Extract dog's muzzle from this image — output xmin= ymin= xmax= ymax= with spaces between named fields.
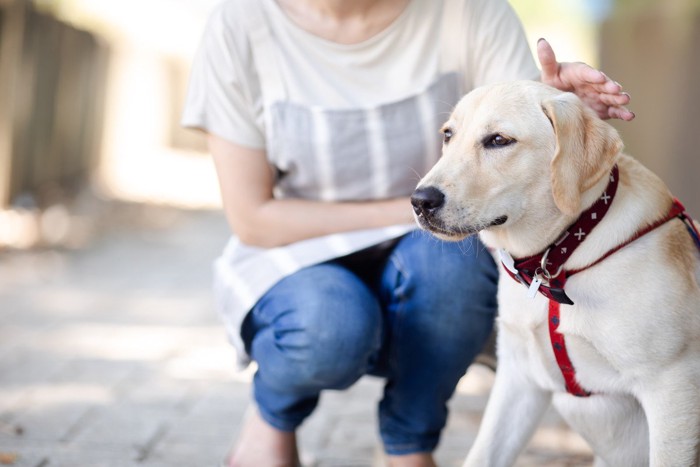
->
xmin=410 ymin=186 xmax=445 ymax=220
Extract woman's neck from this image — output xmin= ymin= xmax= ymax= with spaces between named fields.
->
xmin=275 ymin=0 xmax=410 ymax=44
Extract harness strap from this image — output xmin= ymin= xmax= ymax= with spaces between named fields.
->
xmin=554 ymin=199 xmax=698 ymax=397
xmin=567 ymin=199 xmax=688 ymax=276
xmin=676 ymin=200 xmax=700 ymax=250
xmin=548 ymin=284 xmax=591 ymax=397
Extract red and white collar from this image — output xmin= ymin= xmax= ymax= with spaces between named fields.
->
xmin=500 ymin=165 xmax=621 ymax=305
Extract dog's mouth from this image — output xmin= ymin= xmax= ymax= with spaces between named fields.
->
xmin=417 ymin=214 xmax=508 ymax=239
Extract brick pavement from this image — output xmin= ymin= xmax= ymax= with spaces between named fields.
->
xmin=0 ymin=205 xmax=593 ymax=466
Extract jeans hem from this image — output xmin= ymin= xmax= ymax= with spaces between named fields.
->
xmin=256 ymin=406 xmax=300 ymax=433
xmin=383 ymin=439 xmax=439 ymax=456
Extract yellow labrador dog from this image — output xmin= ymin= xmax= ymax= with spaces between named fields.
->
xmin=411 ymin=80 xmax=700 ymax=467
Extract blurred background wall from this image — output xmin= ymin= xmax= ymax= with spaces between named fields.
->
xmin=0 ymin=0 xmax=698 ymax=250
xmin=600 ymin=0 xmax=700 ymax=215
xmin=0 ymin=0 xmax=107 ymax=212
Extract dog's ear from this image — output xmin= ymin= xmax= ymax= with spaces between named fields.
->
xmin=542 ymin=92 xmax=622 ymax=215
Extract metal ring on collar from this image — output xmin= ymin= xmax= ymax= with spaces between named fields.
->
xmin=540 ymin=247 xmax=564 ymax=280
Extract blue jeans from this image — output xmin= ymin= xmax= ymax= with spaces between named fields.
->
xmin=241 ymin=232 xmax=498 ymax=455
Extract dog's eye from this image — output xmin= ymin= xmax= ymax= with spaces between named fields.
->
xmin=483 ymin=134 xmax=515 ymax=149
xmin=442 ymin=128 xmax=453 ymax=145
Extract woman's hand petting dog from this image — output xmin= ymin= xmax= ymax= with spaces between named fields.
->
xmin=537 ymin=38 xmax=635 ymax=122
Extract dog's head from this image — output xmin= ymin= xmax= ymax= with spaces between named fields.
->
xmin=411 ymin=80 xmax=622 ymax=251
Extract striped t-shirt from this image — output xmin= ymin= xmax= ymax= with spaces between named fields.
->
xmin=182 ymin=0 xmax=539 ymax=366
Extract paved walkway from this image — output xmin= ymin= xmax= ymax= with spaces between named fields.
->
xmin=0 ymin=205 xmax=593 ymax=466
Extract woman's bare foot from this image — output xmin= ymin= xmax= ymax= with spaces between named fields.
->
xmin=227 ymin=408 xmax=300 ymax=467
xmin=387 ymin=452 xmax=437 ymax=467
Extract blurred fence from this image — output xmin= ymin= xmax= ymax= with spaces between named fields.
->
xmin=0 ymin=0 xmax=108 ymax=209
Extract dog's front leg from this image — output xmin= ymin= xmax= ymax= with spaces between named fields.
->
xmin=638 ymin=374 xmax=700 ymax=466
xmin=463 ymin=358 xmax=552 ymax=467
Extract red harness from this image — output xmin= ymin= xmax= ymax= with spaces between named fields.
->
xmin=500 ymin=165 xmax=700 ymax=397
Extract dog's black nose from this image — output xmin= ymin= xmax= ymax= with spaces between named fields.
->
xmin=411 ymin=186 xmax=445 ymax=216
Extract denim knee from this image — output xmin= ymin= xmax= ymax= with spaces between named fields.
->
xmin=384 ymin=233 xmax=498 ymax=349
xmin=247 ymin=263 xmax=383 ymax=394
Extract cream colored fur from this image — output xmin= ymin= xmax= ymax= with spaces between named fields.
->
xmin=414 ymin=81 xmax=700 ymax=467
